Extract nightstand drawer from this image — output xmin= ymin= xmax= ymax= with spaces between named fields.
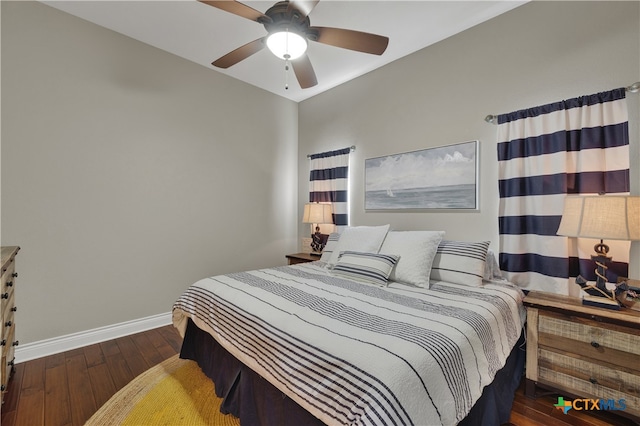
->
xmin=539 ymin=349 xmax=640 ymax=418
xmin=538 ymin=312 xmax=640 ymax=369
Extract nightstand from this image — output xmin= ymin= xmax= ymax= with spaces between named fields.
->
xmin=523 ymin=291 xmax=640 ymax=422
xmin=286 ymin=252 xmax=320 ymax=265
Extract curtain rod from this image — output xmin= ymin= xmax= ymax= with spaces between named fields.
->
xmin=307 ymin=145 xmax=356 ymax=159
xmin=484 ymin=81 xmax=640 ymax=125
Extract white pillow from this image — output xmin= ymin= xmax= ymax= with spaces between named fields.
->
xmin=326 ymin=225 xmax=390 ymax=267
xmin=430 ymin=240 xmax=490 ymax=286
xmin=319 ymin=232 xmax=341 ymax=263
xmin=379 ymin=231 xmax=444 ymax=288
xmin=332 ymin=251 xmax=400 ymax=287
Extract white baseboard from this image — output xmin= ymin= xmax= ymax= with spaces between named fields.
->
xmin=15 ymin=312 xmax=173 ymax=363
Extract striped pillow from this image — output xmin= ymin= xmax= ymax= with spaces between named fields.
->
xmin=332 ymin=251 xmax=400 ymax=287
xmin=430 ymin=240 xmax=490 ymax=286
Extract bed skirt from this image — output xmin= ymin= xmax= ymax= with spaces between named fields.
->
xmin=180 ymin=318 xmax=525 ymax=426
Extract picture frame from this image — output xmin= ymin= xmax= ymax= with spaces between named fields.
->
xmin=365 ymin=140 xmax=479 ymax=210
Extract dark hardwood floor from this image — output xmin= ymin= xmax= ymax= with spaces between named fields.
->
xmin=1 ymin=325 xmax=634 ymax=426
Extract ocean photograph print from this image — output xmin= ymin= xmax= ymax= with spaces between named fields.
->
xmin=365 ymin=140 xmax=478 ymax=210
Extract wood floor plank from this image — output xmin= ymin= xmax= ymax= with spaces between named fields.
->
xmin=44 ymin=352 xmax=66 ymax=370
xmin=15 ymin=357 xmax=46 ymax=425
xmin=44 ymin=361 xmax=72 ymax=426
xmin=157 ymin=324 xmax=183 ymax=352
xmin=130 ymin=331 xmax=164 ymax=366
xmin=87 ymin=362 xmax=117 ymax=408
xmin=83 ymin=343 xmax=105 ymax=368
xmin=65 ymin=352 xmax=97 ymax=425
xmin=103 ymin=353 xmax=135 ymax=391
xmin=14 ymin=386 xmax=45 ymax=426
xmin=21 ymin=357 xmax=45 ymax=391
xmin=1 ymin=362 xmax=24 ymax=424
xmin=146 ymin=327 xmax=178 ymax=359
xmin=115 ymin=335 xmax=150 ymax=378
xmin=99 ymin=338 xmax=121 ymax=358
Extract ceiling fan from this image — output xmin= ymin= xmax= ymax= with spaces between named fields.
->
xmin=199 ymin=0 xmax=389 ymax=89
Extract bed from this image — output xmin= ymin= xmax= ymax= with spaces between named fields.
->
xmin=172 ymin=228 xmax=526 ymax=426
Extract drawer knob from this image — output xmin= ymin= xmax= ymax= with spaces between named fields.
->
xmin=1 ymin=385 xmax=5 ymax=392
xmin=12 ymin=340 xmax=18 ymax=347
xmin=8 ymin=359 xmax=14 ymax=367
xmin=1 ymin=293 xmax=8 ymax=299
xmin=5 ymin=281 xmax=12 ymax=287
xmin=0 ymin=339 xmax=5 ymax=346
xmin=11 ymin=306 xmax=17 ymax=312
xmin=5 ymin=321 xmax=12 ymax=327
xmin=11 ymin=272 xmax=18 ymax=278
xmin=590 ymin=341 xmax=600 ymax=348
xmin=589 ymin=377 xmax=598 ymax=384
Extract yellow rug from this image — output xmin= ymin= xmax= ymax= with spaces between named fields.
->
xmin=86 ymin=355 xmax=240 ymax=426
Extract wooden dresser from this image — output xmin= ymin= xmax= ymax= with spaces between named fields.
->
xmin=523 ymin=291 xmax=640 ymax=422
xmin=0 ymin=246 xmax=19 ymax=405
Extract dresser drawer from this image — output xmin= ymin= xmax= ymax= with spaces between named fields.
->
xmin=0 ymin=325 xmax=16 ymax=393
xmin=538 ymin=311 xmax=640 ymax=370
xmin=2 ymin=291 xmax=15 ymax=341
xmin=0 ymin=261 xmax=15 ymax=313
xmin=2 ymin=304 xmax=16 ymax=345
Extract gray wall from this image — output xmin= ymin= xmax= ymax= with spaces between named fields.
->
xmin=1 ymin=2 xmax=299 ymax=344
xmin=299 ymin=1 xmax=640 ymax=276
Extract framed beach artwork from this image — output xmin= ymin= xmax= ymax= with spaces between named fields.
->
xmin=365 ymin=140 xmax=479 ymax=210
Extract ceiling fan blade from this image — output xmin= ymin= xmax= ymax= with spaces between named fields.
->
xmin=292 ymin=54 xmax=318 ymax=89
xmin=287 ymin=0 xmax=320 ymax=18
xmin=199 ymin=1 xmax=267 ymax=23
xmin=212 ymin=38 xmax=266 ymax=68
xmin=311 ymin=27 xmax=389 ymax=55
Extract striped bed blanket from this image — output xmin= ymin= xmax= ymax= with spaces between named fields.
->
xmin=172 ymin=262 xmax=526 ymax=426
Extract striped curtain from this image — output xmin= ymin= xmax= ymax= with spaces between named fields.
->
xmin=497 ymin=88 xmax=630 ymax=296
xmin=309 ymin=147 xmax=351 ymax=231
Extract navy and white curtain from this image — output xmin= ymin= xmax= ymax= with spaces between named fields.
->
xmin=309 ymin=147 xmax=351 ymax=232
xmin=497 ymin=88 xmax=630 ymax=296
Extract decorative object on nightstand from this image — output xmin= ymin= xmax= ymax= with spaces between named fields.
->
xmin=616 ymin=277 xmax=640 ymax=311
xmin=0 ymin=246 xmax=20 ymax=406
xmin=302 ymin=202 xmax=334 ymax=255
xmin=557 ymin=194 xmax=640 ymax=309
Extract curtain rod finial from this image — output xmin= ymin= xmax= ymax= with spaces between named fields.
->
xmin=485 ymin=115 xmax=497 ymax=124
xmin=626 ymin=82 xmax=640 ymax=93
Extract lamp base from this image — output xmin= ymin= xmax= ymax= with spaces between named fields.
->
xmin=310 ymin=231 xmax=328 ymax=253
xmin=582 ymin=295 xmax=621 ymax=310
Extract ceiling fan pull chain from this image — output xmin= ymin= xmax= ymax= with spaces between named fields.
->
xmin=284 ymin=28 xmax=291 ymax=90
xmin=284 ymin=57 xmax=291 ymax=90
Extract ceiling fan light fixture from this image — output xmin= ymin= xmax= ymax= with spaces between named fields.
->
xmin=266 ymin=30 xmax=307 ymax=60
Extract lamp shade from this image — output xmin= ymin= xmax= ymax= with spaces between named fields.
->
xmin=302 ymin=203 xmax=334 ymax=224
xmin=557 ymin=195 xmax=640 ymax=241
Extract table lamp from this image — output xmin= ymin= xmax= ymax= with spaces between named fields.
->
xmin=302 ymin=203 xmax=334 ymax=255
xmin=557 ymin=194 xmax=640 ymax=309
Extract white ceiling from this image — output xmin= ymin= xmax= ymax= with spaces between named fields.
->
xmin=42 ymin=1 xmax=526 ymax=102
